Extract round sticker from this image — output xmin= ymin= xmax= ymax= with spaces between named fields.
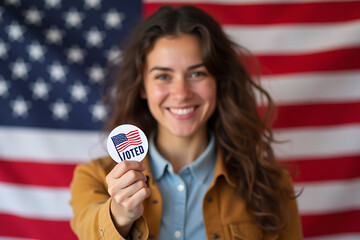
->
xmin=107 ymin=124 xmax=148 ymax=162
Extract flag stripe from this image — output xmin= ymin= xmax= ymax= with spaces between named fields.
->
xmin=2 ymin=125 xmax=359 ymax=164
xmin=2 ymin=178 xmax=360 ymax=221
xmin=306 ymin=234 xmax=360 ymax=240
xmin=273 ymin=124 xmax=360 ymax=159
xmin=295 ymin=178 xmax=360 ymax=214
xmin=0 ymin=126 xmax=107 ymax=163
xmin=301 ymin=210 xmax=360 ymax=237
xmin=254 ymin=48 xmax=360 ymax=75
xmin=273 ymin=101 xmax=360 ymax=129
xmin=4 ymin=154 xmax=360 ymax=188
xmin=284 ymin=155 xmax=360 ymax=182
xmin=0 ymin=214 xmax=76 ymax=240
xmin=145 ymin=2 xmax=360 ymax=24
xmin=258 ymin=70 xmax=360 ymax=104
xmin=225 ymin=20 xmax=360 ymax=54
xmin=144 ymin=0 xmax=360 ymax=4
xmin=0 ymin=159 xmax=75 ymax=187
xmin=0 ymin=182 xmax=72 ymax=220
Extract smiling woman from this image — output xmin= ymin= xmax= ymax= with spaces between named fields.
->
xmin=142 ymin=34 xmax=217 ymax=145
xmin=69 ymin=5 xmax=303 ymax=240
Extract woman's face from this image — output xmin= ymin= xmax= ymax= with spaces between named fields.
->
xmin=142 ymin=34 xmax=217 ymax=139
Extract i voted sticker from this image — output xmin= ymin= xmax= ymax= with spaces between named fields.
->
xmin=107 ymin=124 xmax=148 ymax=162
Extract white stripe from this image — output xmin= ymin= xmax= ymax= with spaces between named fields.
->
xmin=0 ymin=126 xmax=107 ymax=163
xmin=225 ymin=19 xmax=360 ymax=54
xmin=0 ymin=182 xmax=72 ymax=220
xmin=295 ymin=178 xmax=360 ymax=214
xmin=305 ymin=234 xmax=360 ymax=240
xmin=257 ymin=71 xmax=360 ymax=105
xmin=1 ymin=124 xmax=359 ymax=163
xmin=273 ymin=124 xmax=360 ymax=160
xmin=144 ymin=0 xmax=359 ymax=4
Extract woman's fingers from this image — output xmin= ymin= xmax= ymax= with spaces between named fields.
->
xmin=108 ymin=160 xmax=146 ymax=180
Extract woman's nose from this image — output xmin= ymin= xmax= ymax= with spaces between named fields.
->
xmin=171 ymin=78 xmax=192 ymax=100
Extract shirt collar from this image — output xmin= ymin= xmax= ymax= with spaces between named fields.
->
xmin=148 ymin=133 xmax=216 ymax=184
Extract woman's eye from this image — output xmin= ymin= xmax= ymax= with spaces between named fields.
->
xmin=189 ymin=71 xmax=206 ymax=80
xmin=155 ymin=74 xmax=170 ymax=80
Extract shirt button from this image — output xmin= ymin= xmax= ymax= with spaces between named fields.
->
xmin=177 ymin=184 xmax=184 ymax=191
xmin=213 ymin=233 xmax=219 ymax=238
xmin=174 ymin=231 xmax=181 ymax=238
xmin=207 ymin=197 xmax=212 ymax=202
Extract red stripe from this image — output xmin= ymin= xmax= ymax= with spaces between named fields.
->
xmin=271 ymin=102 xmax=360 ymax=129
xmin=301 ymin=210 xmax=360 ymax=237
xmin=144 ymin=2 xmax=360 ymax=24
xmin=0 ymin=213 xmax=77 ymax=239
xmin=281 ymin=155 xmax=360 ymax=183
xmin=0 ymin=158 xmax=76 ymax=187
xmin=249 ymin=47 xmax=360 ymax=75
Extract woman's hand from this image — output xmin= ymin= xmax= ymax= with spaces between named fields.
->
xmin=106 ymin=161 xmax=151 ymax=237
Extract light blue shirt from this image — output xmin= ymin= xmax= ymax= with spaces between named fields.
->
xmin=148 ymin=134 xmax=216 ymax=240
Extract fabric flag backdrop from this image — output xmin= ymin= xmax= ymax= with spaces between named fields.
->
xmin=0 ymin=0 xmax=359 ymax=239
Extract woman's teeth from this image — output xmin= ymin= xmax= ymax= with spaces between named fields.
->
xmin=170 ymin=107 xmax=194 ymax=115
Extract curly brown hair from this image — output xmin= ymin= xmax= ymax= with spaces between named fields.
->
xmin=105 ymin=5 xmax=293 ymax=235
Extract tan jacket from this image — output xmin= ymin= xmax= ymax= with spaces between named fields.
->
xmin=70 ymin=152 xmax=303 ymax=240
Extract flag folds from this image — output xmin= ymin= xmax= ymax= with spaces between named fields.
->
xmin=1 ymin=0 xmax=359 ymax=239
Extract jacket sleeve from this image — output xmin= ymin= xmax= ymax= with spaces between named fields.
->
xmin=278 ymin=171 xmax=304 ymax=240
xmin=69 ymin=159 xmax=149 ymax=240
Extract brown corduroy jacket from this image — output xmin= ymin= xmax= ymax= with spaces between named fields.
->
xmin=70 ymin=152 xmax=303 ymax=240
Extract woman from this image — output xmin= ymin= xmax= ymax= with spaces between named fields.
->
xmin=70 ymin=5 xmax=303 ymax=240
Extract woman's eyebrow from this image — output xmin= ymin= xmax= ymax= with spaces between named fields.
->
xmin=149 ymin=63 xmax=205 ymax=73
xmin=187 ymin=63 xmax=204 ymax=70
xmin=149 ymin=66 xmax=174 ymax=73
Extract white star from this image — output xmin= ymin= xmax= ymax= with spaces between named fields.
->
xmin=69 ymin=81 xmax=90 ymax=103
xmin=86 ymin=64 xmax=104 ymax=83
xmin=84 ymin=0 xmax=101 ymax=9
xmin=9 ymin=96 xmax=32 ymax=118
xmin=65 ymin=45 xmax=86 ymax=64
xmin=9 ymin=59 xmax=31 ymax=80
xmin=63 ymin=8 xmax=85 ymax=28
xmin=45 ymin=26 xmax=65 ymax=45
xmin=45 ymin=0 xmax=61 ymax=9
xmin=30 ymin=78 xmax=51 ymax=100
xmin=50 ymin=99 xmax=71 ymax=121
xmin=4 ymin=0 xmax=21 ymax=6
xmin=103 ymin=9 xmax=125 ymax=29
xmin=6 ymin=21 xmax=25 ymax=41
xmin=27 ymin=41 xmax=47 ymax=61
xmin=84 ymin=27 xmax=104 ymax=48
xmin=0 ymin=40 xmax=10 ymax=59
xmin=48 ymin=61 xmax=68 ymax=82
xmin=23 ymin=7 xmax=44 ymax=26
xmin=89 ymin=101 xmax=107 ymax=122
xmin=105 ymin=46 xmax=122 ymax=64
xmin=0 ymin=77 xmax=10 ymax=98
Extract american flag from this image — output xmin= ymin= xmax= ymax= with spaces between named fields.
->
xmin=0 ymin=0 xmax=359 ymax=239
xmin=111 ymin=129 xmax=143 ymax=153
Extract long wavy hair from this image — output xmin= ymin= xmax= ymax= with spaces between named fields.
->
xmin=106 ymin=5 xmax=293 ymax=235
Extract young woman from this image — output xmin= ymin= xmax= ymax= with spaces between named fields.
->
xmin=70 ymin=5 xmax=303 ymax=240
